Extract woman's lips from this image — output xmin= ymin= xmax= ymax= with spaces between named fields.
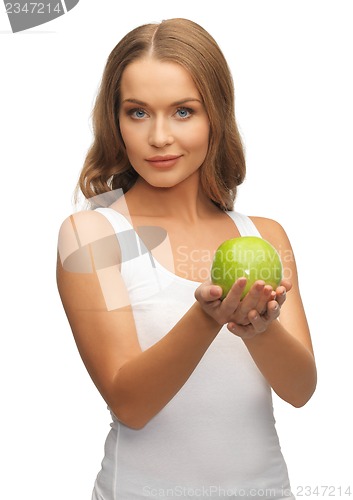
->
xmin=146 ymin=155 xmax=182 ymax=168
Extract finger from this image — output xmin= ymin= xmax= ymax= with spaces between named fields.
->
xmin=274 ymin=285 xmax=287 ymax=307
xmin=220 ymin=277 xmax=247 ymax=313
xmin=280 ymin=279 xmax=292 ymax=292
xmin=227 ymin=322 xmax=258 ymax=339
xmin=232 ymin=281 xmax=266 ymax=323
xmin=247 ymin=311 xmax=271 ymax=333
xmin=195 ymin=283 xmax=223 ymax=303
xmin=245 ymin=301 xmax=279 ymax=332
xmin=259 ymin=300 xmax=281 ymax=322
xmin=240 ymin=280 xmax=266 ymax=309
xmin=255 ymin=285 xmax=274 ymax=315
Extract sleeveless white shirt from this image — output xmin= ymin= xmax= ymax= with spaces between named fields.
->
xmin=91 ymin=208 xmax=295 ymax=500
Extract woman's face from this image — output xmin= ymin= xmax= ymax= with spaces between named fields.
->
xmin=118 ymin=57 xmax=210 ymax=189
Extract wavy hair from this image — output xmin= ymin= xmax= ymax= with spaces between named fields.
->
xmin=77 ymin=18 xmax=246 ymax=210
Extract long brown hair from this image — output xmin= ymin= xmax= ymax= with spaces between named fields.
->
xmin=77 ymin=18 xmax=246 ymax=210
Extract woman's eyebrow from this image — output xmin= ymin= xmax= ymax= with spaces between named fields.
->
xmin=172 ymin=98 xmax=202 ymax=106
xmin=121 ymin=98 xmax=146 ymax=106
xmin=121 ymin=97 xmax=202 ymax=106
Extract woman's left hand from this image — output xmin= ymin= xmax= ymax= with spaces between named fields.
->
xmin=227 ymin=279 xmax=292 ymax=339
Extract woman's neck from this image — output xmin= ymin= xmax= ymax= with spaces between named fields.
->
xmin=121 ymin=172 xmax=220 ymax=224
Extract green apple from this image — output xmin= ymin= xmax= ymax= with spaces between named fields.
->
xmin=210 ymin=236 xmax=282 ymax=299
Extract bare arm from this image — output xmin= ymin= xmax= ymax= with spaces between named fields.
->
xmin=225 ymin=217 xmax=317 ymax=407
xmin=57 ymin=211 xmax=220 ymax=430
xmin=241 ymin=319 xmax=316 ymax=407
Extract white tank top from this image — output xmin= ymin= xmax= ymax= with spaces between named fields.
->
xmin=91 ymin=208 xmax=294 ymax=500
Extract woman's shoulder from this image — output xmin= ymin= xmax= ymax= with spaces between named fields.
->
xmin=58 ymin=208 xmax=117 ymax=240
xmin=57 ymin=209 xmax=121 ymax=273
xmin=248 ymin=215 xmax=285 ymax=233
xmin=248 ymin=215 xmax=292 ymax=250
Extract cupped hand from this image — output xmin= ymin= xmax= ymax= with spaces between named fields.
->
xmin=194 ymin=277 xmax=247 ymax=326
xmin=227 ymin=279 xmax=292 ymax=338
xmin=195 ymin=278 xmax=292 ymax=339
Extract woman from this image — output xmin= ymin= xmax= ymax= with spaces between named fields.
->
xmin=57 ymin=18 xmax=316 ymax=499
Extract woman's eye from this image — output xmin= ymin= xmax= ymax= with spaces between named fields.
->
xmin=176 ymin=107 xmax=193 ymax=119
xmin=128 ymin=108 xmax=147 ymax=119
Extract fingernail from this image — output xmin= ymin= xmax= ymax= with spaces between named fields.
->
xmin=237 ymin=277 xmax=247 ymax=287
xmin=210 ymin=286 xmax=222 ymax=297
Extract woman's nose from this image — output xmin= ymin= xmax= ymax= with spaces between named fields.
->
xmin=148 ymin=117 xmax=174 ymax=147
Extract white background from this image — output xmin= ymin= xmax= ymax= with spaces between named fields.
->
xmin=1 ymin=1 xmax=352 ymax=498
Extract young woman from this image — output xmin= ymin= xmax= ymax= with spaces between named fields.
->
xmin=57 ymin=18 xmax=316 ymax=500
